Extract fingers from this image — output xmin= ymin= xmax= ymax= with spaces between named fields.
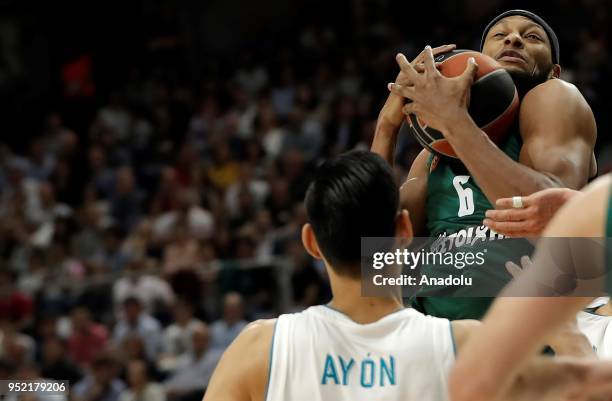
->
xmin=485 ymin=207 xmax=533 ymax=222
xmin=431 ymin=44 xmax=456 ymax=56
xmin=423 ymin=45 xmax=439 ymax=76
xmin=520 ymin=255 xmax=533 ymax=269
xmin=412 ymin=44 xmax=455 ymax=65
xmin=396 ymin=53 xmax=419 ymax=81
xmin=388 ymin=82 xmax=416 ymax=100
xmin=460 ymin=57 xmax=479 ymax=84
xmin=496 ymin=195 xmax=533 ymax=209
xmin=414 ymin=62 xmax=442 ymax=73
xmin=505 ymin=261 xmax=523 ymax=278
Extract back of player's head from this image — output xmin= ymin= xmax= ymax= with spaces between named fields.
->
xmin=305 ymin=150 xmax=399 ymax=276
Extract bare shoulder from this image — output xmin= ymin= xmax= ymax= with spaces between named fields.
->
xmin=519 ymin=78 xmax=596 ymax=144
xmin=523 ymin=79 xmax=584 ymax=104
xmin=203 ymin=319 xmax=277 ymax=401
xmin=545 ymin=174 xmax=611 ymax=237
xmin=233 ymin=318 xmax=277 ymax=365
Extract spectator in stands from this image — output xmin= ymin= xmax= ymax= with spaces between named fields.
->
xmin=67 ymin=307 xmax=109 ymax=368
xmin=109 ymin=167 xmax=143 ymax=233
xmin=0 ymin=270 xmax=34 ymax=329
xmin=0 ymin=321 xmax=35 ymax=366
xmin=113 ymin=297 xmax=162 ymax=362
xmin=119 ymin=359 xmax=166 ymax=401
xmin=113 ymin=258 xmax=174 ymax=315
xmin=163 ymin=323 xmax=222 ymax=401
xmin=40 ymin=336 xmax=83 ymax=384
xmin=161 ymin=299 xmax=203 ymax=362
xmin=210 ymin=292 xmax=247 ymax=350
xmin=73 ymin=353 xmax=125 ymax=401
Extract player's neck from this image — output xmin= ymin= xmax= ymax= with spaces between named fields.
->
xmin=328 ymin=277 xmax=404 ymax=324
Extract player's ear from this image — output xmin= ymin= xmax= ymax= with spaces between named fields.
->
xmin=395 ymin=209 xmax=413 ymax=239
xmin=551 ymin=64 xmax=561 ymax=79
xmin=302 ymin=223 xmax=323 ymax=260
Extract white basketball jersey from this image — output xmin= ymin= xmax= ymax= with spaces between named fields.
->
xmin=266 ymin=305 xmax=455 ymax=401
xmin=577 ymin=311 xmax=612 ymax=358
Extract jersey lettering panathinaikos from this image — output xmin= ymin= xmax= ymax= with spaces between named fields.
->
xmin=411 ymin=128 xmax=534 ymax=320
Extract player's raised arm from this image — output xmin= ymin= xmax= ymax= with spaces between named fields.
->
xmin=203 ymin=319 xmax=275 ymax=401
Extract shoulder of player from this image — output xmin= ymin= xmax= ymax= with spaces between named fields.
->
xmin=220 ymin=319 xmax=276 ymax=377
xmin=233 ymin=318 xmax=277 ymax=356
xmin=522 ymin=79 xmax=590 ymax=114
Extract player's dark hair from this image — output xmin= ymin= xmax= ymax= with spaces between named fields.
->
xmin=305 ymin=150 xmax=399 ymax=277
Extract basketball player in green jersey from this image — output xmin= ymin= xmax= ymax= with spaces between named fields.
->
xmin=372 ymin=10 xmax=597 ymax=319
xmin=450 ymin=174 xmax=612 ymax=401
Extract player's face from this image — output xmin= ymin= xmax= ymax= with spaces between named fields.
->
xmin=482 ymin=16 xmax=554 ymax=78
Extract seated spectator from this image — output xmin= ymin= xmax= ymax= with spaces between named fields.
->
xmin=113 ymin=258 xmax=174 ymax=315
xmin=67 ymin=307 xmax=109 ymax=368
xmin=0 ymin=321 xmax=35 ymax=366
xmin=163 ymin=323 xmax=222 ymax=401
xmin=159 ymin=299 xmax=203 ymax=370
xmin=206 ymin=141 xmax=239 ymax=192
xmin=209 ymin=292 xmax=247 ymax=350
xmin=113 ymin=297 xmax=162 ymax=362
xmin=152 ymin=189 xmax=214 ymax=243
xmin=118 ymin=334 xmax=162 ymax=382
xmin=161 ymin=218 xmax=202 ymax=276
xmin=40 ymin=336 xmax=83 ymax=384
xmin=109 ymin=167 xmax=143 ymax=233
xmin=119 ymin=359 xmax=166 ymax=401
xmin=0 ymin=270 xmax=34 ymax=329
xmin=73 ymin=353 xmax=125 ymax=401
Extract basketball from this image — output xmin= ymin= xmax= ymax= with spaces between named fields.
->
xmin=407 ymin=50 xmax=519 ymax=158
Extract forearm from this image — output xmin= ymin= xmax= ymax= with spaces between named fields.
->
xmin=446 ymin=115 xmax=562 ymax=203
xmin=371 ymin=93 xmax=406 ymax=165
xmin=450 ymin=297 xmax=590 ymax=401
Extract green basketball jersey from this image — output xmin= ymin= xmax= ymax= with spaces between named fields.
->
xmin=411 ymin=129 xmax=534 ymax=320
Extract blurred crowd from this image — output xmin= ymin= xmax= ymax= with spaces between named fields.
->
xmin=1 ymin=0 xmax=612 ymax=400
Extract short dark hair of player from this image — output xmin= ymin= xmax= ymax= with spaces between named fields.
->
xmin=305 ymin=150 xmax=399 ymax=276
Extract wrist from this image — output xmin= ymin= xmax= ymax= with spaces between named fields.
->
xmin=440 ymin=109 xmax=476 ymax=139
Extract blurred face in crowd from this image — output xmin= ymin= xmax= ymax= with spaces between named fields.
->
xmin=116 ymin=167 xmax=135 ymax=194
xmin=124 ymin=299 xmax=143 ymax=324
xmin=122 ymin=335 xmax=146 ymax=359
xmin=482 ymin=16 xmax=560 ymax=83
xmin=191 ymin=324 xmax=210 ymax=355
xmin=71 ymin=307 xmax=92 ymax=332
xmin=223 ymin=292 xmax=244 ymax=324
xmin=173 ymin=300 xmax=194 ymax=325
xmin=42 ymin=337 xmax=64 ymax=364
xmin=126 ymin=360 xmax=148 ymax=388
xmin=92 ymin=359 xmax=116 ymax=385
xmin=39 ymin=182 xmax=55 ymax=208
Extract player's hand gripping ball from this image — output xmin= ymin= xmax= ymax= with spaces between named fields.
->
xmin=403 ymin=49 xmax=519 ymax=158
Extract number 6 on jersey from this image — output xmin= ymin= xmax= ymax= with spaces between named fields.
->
xmin=452 ymin=176 xmax=475 ymax=217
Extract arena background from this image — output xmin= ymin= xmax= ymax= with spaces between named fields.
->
xmin=0 ymin=0 xmax=610 ymax=400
